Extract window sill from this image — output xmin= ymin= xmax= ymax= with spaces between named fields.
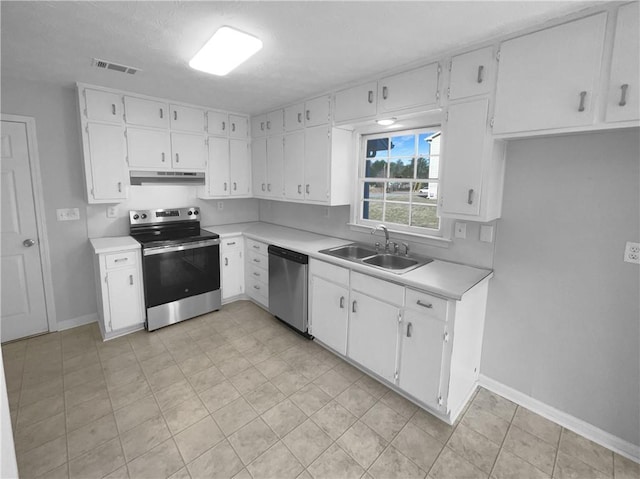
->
xmin=347 ymin=223 xmax=452 ymax=248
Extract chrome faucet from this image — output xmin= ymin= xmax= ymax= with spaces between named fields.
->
xmin=371 ymin=224 xmax=390 ymax=252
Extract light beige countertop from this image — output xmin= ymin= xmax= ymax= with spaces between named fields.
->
xmin=204 ymin=222 xmax=492 ymax=300
xmin=89 ymin=236 xmax=141 ymax=254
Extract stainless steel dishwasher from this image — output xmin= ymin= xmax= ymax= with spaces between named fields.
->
xmin=268 ymin=245 xmax=310 ymax=337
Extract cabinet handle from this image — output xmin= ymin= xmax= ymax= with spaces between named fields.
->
xmin=467 ymin=188 xmax=474 ymax=205
xmin=232 ymin=123 xmax=236 ymax=132
xmin=416 ymin=300 xmax=433 ymax=309
xmin=306 ymin=184 xmax=310 ymax=194
xmin=619 ymin=84 xmax=629 ymax=107
xmin=254 ymin=285 xmax=260 ymax=290
xmin=297 ymin=112 xmax=302 ymax=123
xmin=266 ymin=120 xmax=271 ymax=130
xmin=161 ymin=152 xmax=165 ymax=162
xmin=253 ymin=245 xmax=260 ymax=249
xmin=477 ymin=65 xmax=485 ymax=84
xmin=260 ymin=121 xmax=265 ymax=131
xmin=224 ymin=257 xmax=228 ymax=266
xmin=174 ymin=110 xmax=178 ymax=121
xmin=367 ymin=90 xmax=374 ymax=104
xmin=306 ymin=110 xmax=311 ymax=121
xmin=222 ymin=121 xmax=226 ymax=131
xmin=175 ymin=153 xmax=180 ymax=163
xmin=352 ymin=300 xmax=357 ymax=313
xmin=117 ymin=182 xmax=122 ymax=193
xmin=578 ymin=91 xmax=587 ymax=112
xmin=253 ymin=272 xmax=260 ymax=277
xmin=339 ymin=296 xmax=345 ymax=309
xmin=111 ymin=104 xmax=116 ymax=115
xmin=114 ymin=257 xmax=128 ymax=263
xmin=253 ymin=258 xmax=261 ymax=263
xmin=267 ymin=183 xmax=271 ymax=192
xmin=159 ymin=108 xmax=164 ymax=119
xmin=233 ymin=182 xmax=237 ymax=191
xmin=261 ymin=183 xmax=266 ymax=192
xmin=129 ymin=274 xmax=133 ymax=285
xmin=406 ymin=322 xmax=413 ymax=337
xmin=224 ymin=182 xmax=227 ymax=191
xmin=298 ymin=184 xmax=302 ymax=195
xmin=227 ymin=241 xmax=236 ymax=246
xmin=382 ymin=86 xmax=388 ymax=100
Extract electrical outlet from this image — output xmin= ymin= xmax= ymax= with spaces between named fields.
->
xmin=479 ymin=225 xmax=494 ymax=243
xmin=106 ymin=206 xmax=118 ymax=218
xmin=624 ymin=241 xmax=640 ymax=264
xmin=56 ymin=208 xmax=80 ymax=221
xmin=323 ymin=207 xmax=330 ymax=218
xmin=454 ymin=222 xmax=467 ymax=239
xmin=217 ymin=201 xmax=224 ymax=211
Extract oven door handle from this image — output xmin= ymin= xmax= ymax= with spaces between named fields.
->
xmin=143 ymin=239 xmax=220 ymax=256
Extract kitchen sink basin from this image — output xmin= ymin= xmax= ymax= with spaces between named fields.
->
xmin=362 ymin=254 xmax=419 ymax=270
xmin=322 ymin=244 xmax=377 ymax=260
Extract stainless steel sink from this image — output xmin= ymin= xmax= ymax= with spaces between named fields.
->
xmin=319 ymin=243 xmax=432 ymax=274
xmin=362 ymin=254 xmax=419 ymax=270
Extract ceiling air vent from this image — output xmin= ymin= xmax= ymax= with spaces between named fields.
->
xmin=92 ymin=58 xmax=141 ymax=75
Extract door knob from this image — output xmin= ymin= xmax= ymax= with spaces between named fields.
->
xmin=23 ymin=239 xmax=36 ymax=247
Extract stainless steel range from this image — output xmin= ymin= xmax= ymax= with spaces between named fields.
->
xmin=129 ymin=207 xmax=221 ymax=331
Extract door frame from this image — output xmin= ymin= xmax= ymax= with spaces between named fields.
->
xmin=2 ymin=113 xmax=57 ymax=333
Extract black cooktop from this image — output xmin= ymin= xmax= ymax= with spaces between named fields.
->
xmin=130 ymin=222 xmax=219 ymax=248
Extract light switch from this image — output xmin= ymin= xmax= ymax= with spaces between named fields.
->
xmin=454 ymin=222 xmax=467 ymax=239
xmin=56 ymin=208 xmax=80 ymax=221
xmin=480 ymin=225 xmax=494 ymax=243
xmin=106 ymin=206 xmax=118 ymax=218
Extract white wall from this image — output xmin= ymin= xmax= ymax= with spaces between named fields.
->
xmin=482 ymin=129 xmax=640 ymax=447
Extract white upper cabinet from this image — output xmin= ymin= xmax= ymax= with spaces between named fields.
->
xmin=229 ymin=115 xmax=249 ymax=139
xmin=284 ymin=103 xmax=305 ymax=132
xmin=124 ymin=96 xmax=169 ymax=129
xmin=251 ymin=138 xmax=267 ymax=196
xmin=304 ymin=126 xmax=331 ymax=203
xmin=605 ymin=2 xmax=639 ymax=123
xmin=266 ymin=136 xmax=284 ymax=198
xmin=86 ymin=123 xmax=128 ymax=202
xmin=170 ymin=104 xmax=205 ymax=132
xmin=284 ymin=130 xmax=305 ymax=200
xmin=378 ymin=63 xmax=440 ymax=113
xmin=334 ymin=81 xmax=378 ymax=123
xmin=229 ymin=139 xmax=251 ymax=196
xmin=266 ymin=110 xmax=284 ymax=136
xmin=170 ymin=133 xmax=205 ymax=170
xmin=207 ymin=137 xmax=230 ymax=196
xmin=126 ymin=128 xmax=171 ymax=169
xmin=304 ymin=96 xmax=331 ymax=127
xmin=449 ymin=47 xmax=495 ymax=100
xmin=84 ymin=89 xmax=123 ymax=123
xmin=493 ymin=13 xmax=607 ymax=134
xmin=207 ymin=111 xmax=228 ymax=136
xmin=251 ymin=114 xmax=267 ymax=138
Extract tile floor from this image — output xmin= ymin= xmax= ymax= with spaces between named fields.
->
xmin=3 ymin=301 xmax=638 ymax=479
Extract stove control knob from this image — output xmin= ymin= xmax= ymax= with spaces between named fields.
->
xmin=141 ymin=213 xmax=147 ymax=219
xmin=193 ymin=210 xmax=199 ymax=215
xmin=187 ymin=211 xmax=193 ymax=216
xmin=133 ymin=214 xmax=139 ymax=220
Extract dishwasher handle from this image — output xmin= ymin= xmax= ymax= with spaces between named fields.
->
xmin=267 ymin=245 xmax=308 ymax=264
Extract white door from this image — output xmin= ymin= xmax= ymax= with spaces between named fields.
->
xmin=310 ymin=276 xmax=349 ymax=355
xmin=1 ymin=120 xmax=48 ymax=342
xmin=126 ymin=127 xmax=171 ymax=169
xmin=266 ymin=135 xmax=284 ymax=198
xmin=171 ymin=132 xmax=206 ymax=170
xmin=221 ymin=238 xmax=244 ymax=300
xmin=207 ymin=137 xmax=230 ymax=196
xmin=284 ymin=131 xmax=305 ymax=200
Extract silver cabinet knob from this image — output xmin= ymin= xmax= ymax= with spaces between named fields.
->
xmin=23 ymin=239 xmax=36 ymax=247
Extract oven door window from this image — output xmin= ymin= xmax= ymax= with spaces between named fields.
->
xmin=143 ymin=244 xmax=220 ymax=308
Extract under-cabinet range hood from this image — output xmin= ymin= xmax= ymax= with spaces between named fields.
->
xmin=129 ymin=171 xmax=205 ymax=186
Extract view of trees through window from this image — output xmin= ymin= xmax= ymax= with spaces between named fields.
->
xmin=360 ymin=128 xmax=441 ymax=231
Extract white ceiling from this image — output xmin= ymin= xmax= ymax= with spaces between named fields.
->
xmin=1 ymin=1 xmax=601 ymax=115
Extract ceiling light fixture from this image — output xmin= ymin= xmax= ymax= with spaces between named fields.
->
xmin=189 ymin=26 xmax=262 ymax=76
xmin=376 ymin=118 xmax=397 ymax=126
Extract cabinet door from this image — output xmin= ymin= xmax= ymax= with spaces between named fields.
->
xmin=284 ymin=103 xmax=305 ymax=132
xmin=106 ymin=267 xmax=143 ymax=331
xmin=86 ymin=123 xmax=127 ymax=201
xmin=127 ymin=128 xmax=171 ymax=169
xmin=304 ymin=126 xmax=330 ymax=202
xmin=252 ymin=138 xmax=267 ymax=196
xmin=449 ymin=47 xmax=494 ymax=100
xmin=605 ymin=2 xmax=639 ymax=123
xmin=310 ymin=276 xmax=349 ymax=355
xmin=284 ymin=131 xmax=305 ymax=200
xmin=221 ymin=239 xmax=244 ymax=300
xmin=229 ymin=139 xmax=251 ymax=196
xmin=124 ymin=96 xmax=169 ymax=128
xmin=84 ymin=89 xmax=123 ymax=123
xmin=348 ymin=291 xmax=399 ymax=383
xmin=207 ymin=137 xmax=230 ymax=196
xmin=251 ymin=115 xmax=267 ymax=138
xmin=399 ymin=310 xmax=446 ymax=409
xmin=493 ymin=13 xmax=606 ymax=133
xmin=207 ymin=111 xmax=229 ymax=136
xmin=170 ymin=105 xmax=205 ymax=132
xmin=170 ymin=133 xmax=205 ymax=169
xmin=305 ymin=96 xmax=331 ymax=127
xmin=441 ymin=99 xmax=488 ymax=216
xmin=266 ymin=136 xmax=284 ymax=198
xmin=229 ymin=115 xmax=249 ymax=139
xmin=378 ymin=63 xmax=439 ymax=113
xmin=334 ymin=82 xmax=377 ymax=123
xmin=266 ymin=110 xmax=284 ymax=136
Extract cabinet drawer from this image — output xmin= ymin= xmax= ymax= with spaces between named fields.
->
xmin=221 ymin=237 xmax=242 ymax=250
xmin=246 ymin=239 xmax=268 ymax=256
xmin=248 ymin=250 xmax=268 ymax=270
xmin=105 ymin=251 xmax=137 ymax=270
xmin=309 ymin=258 xmax=349 ymax=287
xmin=247 ymin=265 xmax=267 ymax=283
xmin=247 ymin=275 xmax=268 ymax=305
xmin=351 ymin=271 xmax=403 ymax=306
xmin=405 ymin=288 xmax=448 ymax=320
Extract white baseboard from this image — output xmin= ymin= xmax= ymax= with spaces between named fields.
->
xmin=479 ymin=374 xmax=640 ymax=464
xmin=56 ymin=313 xmax=98 ymax=332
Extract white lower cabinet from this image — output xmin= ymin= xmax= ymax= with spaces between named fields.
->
xmin=308 ymin=258 xmax=489 ymax=423
xmin=245 ymin=239 xmax=269 ymax=307
xmin=221 ymin=236 xmax=244 ymax=300
xmin=93 ymin=247 xmax=145 ymax=340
